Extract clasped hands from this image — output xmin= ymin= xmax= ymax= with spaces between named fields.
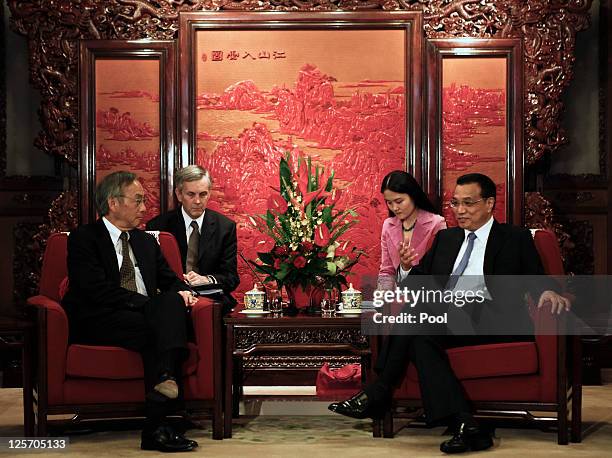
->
xmin=178 ymin=271 xmax=212 ymax=307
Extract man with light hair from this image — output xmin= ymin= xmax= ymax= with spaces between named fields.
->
xmin=147 ymin=165 xmax=239 ymax=311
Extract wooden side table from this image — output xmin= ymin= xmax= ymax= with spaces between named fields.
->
xmin=223 ymin=310 xmax=378 ymax=438
xmin=0 ymin=315 xmax=35 ymax=436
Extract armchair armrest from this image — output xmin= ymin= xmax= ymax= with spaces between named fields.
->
xmin=26 ymin=295 xmax=69 ymax=405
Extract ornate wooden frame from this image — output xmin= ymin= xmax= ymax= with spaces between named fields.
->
xmin=79 ymin=40 xmax=177 ymax=223
xmin=426 ymin=38 xmax=523 ymax=225
xmin=178 ymin=11 xmax=423 ymax=177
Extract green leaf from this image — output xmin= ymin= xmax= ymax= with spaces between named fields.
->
xmin=257 ymin=252 xmax=274 ymax=265
xmin=266 ymin=210 xmax=276 ymax=229
xmin=279 ymin=156 xmax=292 ymax=200
xmin=325 ymin=170 xmax=335 ymax=192
xmin=326 ymin=261 xmax=337 ymax=275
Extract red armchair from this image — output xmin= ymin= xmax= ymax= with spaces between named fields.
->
xmin=27 ymin=231 xmax=223 ymax=439
xmin=375 ymin=229 xmax=581 ymax=444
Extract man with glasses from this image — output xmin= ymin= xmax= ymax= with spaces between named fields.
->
xmin=147 ymin=165 xmax=238 ymax=313
xmin=62 ymin=171 xmax=199 ymax=452
xmin=329 ymin=173 xmax=570 ymax=454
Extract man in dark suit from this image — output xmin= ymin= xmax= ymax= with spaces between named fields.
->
xmin=146 ymin=165 xmax=239 ymax=312
xmin=329 ymin=173 xmax=570 ymax=454
xmin=63 ymin=171 xmax=199 ymax=453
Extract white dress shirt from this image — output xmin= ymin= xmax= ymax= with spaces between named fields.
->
xmin=102 ymin=217 xmax=148 ymax=296
xmin=451 ymin=216 xmax=493 ymax=298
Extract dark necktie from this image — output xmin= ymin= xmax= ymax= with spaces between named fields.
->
xmin=119 ymin=232 xmax=138 ymax=292
xmin=186 ymin=220 xmax=200 ymax=274
xmin=446 ymin=232 xmax=477 ymax=290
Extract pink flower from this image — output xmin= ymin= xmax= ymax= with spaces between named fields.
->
xmin=335 ymin=240 xmax=352 ymax=257
xmin=329 ymin=188 xmax=342 ymax=205
xmin=297 ymin=160 xmax=309 ymax=195
xmin=267 ymin=193 xmax=288 ymax=214
xmin=302 ymin=241 xmax=314 ymax=252
xmin=257 ymin=237 xmax=275 ymax=253
xmin=314 ymin=224 xmax=331 ymax=247
xmin=293 ymin=256 xmax=307 ymax=268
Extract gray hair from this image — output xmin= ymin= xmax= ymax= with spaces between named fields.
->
xmin=95 ymin=171 xmax=137 ymax=216
xmin=175 ymin=165 xmax=212 ymax=191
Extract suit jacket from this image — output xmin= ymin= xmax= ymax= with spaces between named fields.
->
xmin=146 ymin=208 xmax=239 ymax=295
xmin=62 ymin=219 xmax=185 ymax=323
xmin=378 ymin=209 xmax=446 ymax=290
xmin=402 ymin=220 xmax=555 ymax=334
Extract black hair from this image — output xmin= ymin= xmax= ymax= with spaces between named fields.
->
xmin=380 ymin=170 xmax=438 ymax=217
xmin=456 ymin=173 xmax=497 ymax=202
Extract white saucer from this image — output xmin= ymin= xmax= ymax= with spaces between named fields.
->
xmin=239 ymin=310 xmax=270 ymax=315
xmin=336 ymin=309 xmax=364 ymax=315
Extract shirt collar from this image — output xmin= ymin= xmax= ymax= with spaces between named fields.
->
xmin=102 ymin=216 xmax=125 ymax=246
xmin=466 ymin=215 xmax=494 ymax=242
xmin=181 ymin=206 xmax=205 ymax=233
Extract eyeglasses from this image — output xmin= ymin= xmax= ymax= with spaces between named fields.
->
xmin=449 ymin=198 xmax=484 ymax=209
xmin=119 ymin=195 xmax=146 ymax=206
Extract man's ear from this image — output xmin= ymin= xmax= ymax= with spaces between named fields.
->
xmin=174 ymin=187 xmax=182 ymax=202
xmin=108 ymin=197 xmax=117 ymax=212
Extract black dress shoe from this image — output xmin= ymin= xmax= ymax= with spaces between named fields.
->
xmin=141 ymin=425 xmax=197 ymax=453
xmin=440 ymin=422 xmax=493 ymax=454
xmin=328 ymin=391 xmax=386 ymax=419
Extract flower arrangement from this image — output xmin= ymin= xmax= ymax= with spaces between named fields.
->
xmin=249 ymin=153 xmax=364 ymax=292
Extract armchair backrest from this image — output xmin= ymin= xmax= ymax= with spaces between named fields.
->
xmin=532 ymin=229 xmax=565 ymax=275
xmin=38 ymin=231 xmax=184 ymax=301
xmin=39 ymin=233 xmax=69 ymax=302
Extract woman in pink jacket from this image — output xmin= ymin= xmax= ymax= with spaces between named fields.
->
xmin=377 ymin=171 xmax=446 ymax=290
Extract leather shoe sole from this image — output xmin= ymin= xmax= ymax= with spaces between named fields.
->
xmin=141 ymin=439 xmax=196 ymax=453
xmin=440 ymin=430 xmax=493 ymax=454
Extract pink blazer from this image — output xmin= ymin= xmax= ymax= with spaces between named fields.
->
xmin=378 ymin=209 xmax=447 ymax=290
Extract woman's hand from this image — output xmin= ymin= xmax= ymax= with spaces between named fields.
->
xmin=399 ymin=242 xmax=418 ymax=271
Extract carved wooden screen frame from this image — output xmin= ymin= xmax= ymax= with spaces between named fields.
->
xmin=426 ymin=39 xmax=523 ymax=225
xmin=79 ymin=41 xmax=177 ymax=223
xmin=178 ymin=11 xmax=423 ymax=178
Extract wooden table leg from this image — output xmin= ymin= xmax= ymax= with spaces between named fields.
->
xmin=22 ymin=328 xmax=34 ymax=437
xmin=224 ymin=324 xmax=234 ymax=438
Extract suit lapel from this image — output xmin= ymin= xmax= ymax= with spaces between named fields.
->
xmin=484 ymin=220 xmax=504 ymax=275
xmin=94 ymin=219 xmax=121 ymax=282
xmin=199 ymin=210 xmax=216 ymax=261
xmin=442 ymin=228 xmax=465 ymax=275
xmin=173 ymin=210 xmax=188 ymax=258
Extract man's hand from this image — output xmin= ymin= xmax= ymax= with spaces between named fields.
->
xmin=399 ymin=243 xmax=418 ymax=271
xmin=178 ymin=290 xmax=198 ymax=307
xmin=183 ymin=271 xmax=210 ymax=286
xmin=537 ymin=290 xmax=571 ymax=314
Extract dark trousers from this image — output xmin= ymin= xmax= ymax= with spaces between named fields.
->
xmin=368 ymin=334 xmax=529 ymax=425
xmin=72 ymin=291 xmax=189 ymax=431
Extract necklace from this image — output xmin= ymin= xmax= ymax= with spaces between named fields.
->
xmin=402 ymin=220 xmax=417 ymax=232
